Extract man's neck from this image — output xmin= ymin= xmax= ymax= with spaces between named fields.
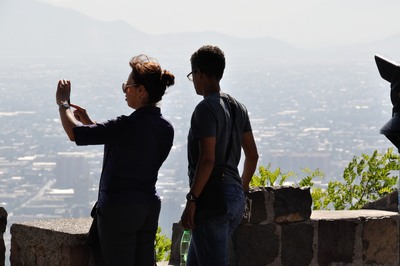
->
xmin=202 ymin=83 xmax=220 ymax=98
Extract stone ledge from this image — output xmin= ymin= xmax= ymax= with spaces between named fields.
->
xmin=12 ymin=217 xmax=92 ymax=234
xmin=8 ymin=207 xmax=400 ymax=265
xmin=311 ymin=209 xmax=398 ymax=220
xmin=169 ymin=210 xmax=400 ymax=265
xmin=313 ymin=210 xmax=399 ymax=265
xmin=233 ymin=210 xmax=400 ymax=266
xmin=10 ymin=217 xmax=93 ymax=266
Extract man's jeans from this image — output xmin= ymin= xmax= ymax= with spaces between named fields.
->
xmin=187 ymin=184 xmax=245 ymax=266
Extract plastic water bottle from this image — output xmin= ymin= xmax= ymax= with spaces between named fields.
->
xmin=180 ymin=229 xmax=191 ymax=266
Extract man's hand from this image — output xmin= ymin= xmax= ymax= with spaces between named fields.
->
xmin=181 ymin=201 xmax=196 ymax=229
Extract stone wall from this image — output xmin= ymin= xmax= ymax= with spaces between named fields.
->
xmin=10 ymin=218 xmax=94 ymax=266
xmin=7 ymin=187 xmax=400 ymax=265
xmin=169 ymin=187 xmax=400 ymax=265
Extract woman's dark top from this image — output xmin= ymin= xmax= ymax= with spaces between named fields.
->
xmin=73 ymin=107 xmax=174 ymax=207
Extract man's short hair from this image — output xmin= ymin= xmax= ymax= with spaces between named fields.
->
xmin=190 ymin=45 xmax=226 ymax=81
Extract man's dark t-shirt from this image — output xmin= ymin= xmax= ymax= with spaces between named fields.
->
xmin=187 ymin=92 xmax=252 ymax=186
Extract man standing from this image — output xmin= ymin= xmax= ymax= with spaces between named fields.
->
xmin=181 ymin=45 xmax=259 ymax=266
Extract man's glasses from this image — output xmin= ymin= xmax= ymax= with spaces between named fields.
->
xmin=186 ymin=70 xmax=198 ymax=82
xmin=122 ymin=82 xmax=140 ymax=93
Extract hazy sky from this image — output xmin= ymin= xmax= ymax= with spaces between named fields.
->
xmin=33 ymin=0 xmax=400 ymax=47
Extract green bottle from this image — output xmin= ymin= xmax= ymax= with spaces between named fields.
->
xmin=180 ymin=229 xmax=191 ymax=266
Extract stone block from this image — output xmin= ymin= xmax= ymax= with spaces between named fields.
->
xmin=272 ymin=186 xmax=312 ymax=223
xmin=169 ymin=223 xmax=183 ymax=265
xmin=362 ymin=190 xmax=398 ymax=212
xmin=242 ymin=186 xmax=312 ymax=225
xmin=281 ymin=221 xmax=314 ymax=265
xmin=318 ymin=220 xmax=356 ymax=265
xmin=242 ymin=188 xmax=269 ymax=224
xmin=233 ymin=223 xmax=279 ymax=266
xmin=362 ymin=217 xmax=398 ymax=265
xmin=10 ymin=218 xmax=93 ymax=266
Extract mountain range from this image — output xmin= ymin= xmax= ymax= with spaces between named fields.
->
xmin=1 ymin=0 xmax=400 ymax=64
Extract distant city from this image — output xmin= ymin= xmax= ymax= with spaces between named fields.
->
xmin=0 ymin=55 xmax=395 ymax=249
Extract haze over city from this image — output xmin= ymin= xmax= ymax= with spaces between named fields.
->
xmin=1 ymin=0 xmax=400 ymax=258
xmin=27 ymin=0 xmax=400 ymax=48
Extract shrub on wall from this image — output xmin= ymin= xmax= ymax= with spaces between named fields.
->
xmin=250 ymin=148 xmax=400 ymax=210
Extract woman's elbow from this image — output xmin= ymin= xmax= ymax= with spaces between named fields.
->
xmin=67 ymin=132 xmax=76 ymax=142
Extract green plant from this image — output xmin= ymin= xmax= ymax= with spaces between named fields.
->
xmin=250 ymin=164 xmax=296 ymax=187
xmin=298 ymin=168 xmax=329 ymax=210
xmin=250 ymin=164 xmax=323 ymax=187
xmin=250 ymin=148 xmax=400 ymax=211
xmin=323 ymin=149 xmax=399 ymax=210
xmin=155 ymin=226 xmax=171 ymax=262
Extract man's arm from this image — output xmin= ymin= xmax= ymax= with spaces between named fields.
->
xmin=241 ymin=131 xmax=259 ymax=191
xmin=181 ymin=136 xmax=216 ymax=229
xmin=190 ymin=137 xmax=216 ymax=198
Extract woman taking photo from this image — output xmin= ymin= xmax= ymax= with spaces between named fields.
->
xmin=55 ymin=54 xmax=175 ymax=265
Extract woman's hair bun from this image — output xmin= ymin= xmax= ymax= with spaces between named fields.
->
xmin=161 ymin=70 xmax=175 ymax=88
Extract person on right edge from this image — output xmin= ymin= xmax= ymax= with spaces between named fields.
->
xmin=181 ymin=45 xmax=259 ymax=266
